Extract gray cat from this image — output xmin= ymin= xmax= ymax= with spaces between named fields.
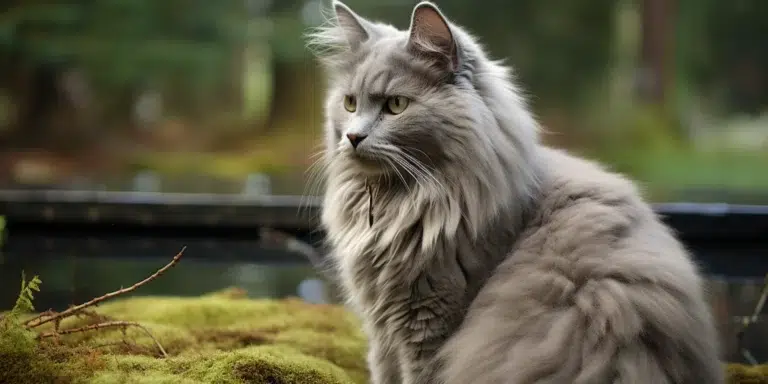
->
xmin=307 ymin=2 xmax=724 ymax=383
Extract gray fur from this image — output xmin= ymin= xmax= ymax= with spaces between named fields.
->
xmin=307 ymin=2 xmax=724 ymax=383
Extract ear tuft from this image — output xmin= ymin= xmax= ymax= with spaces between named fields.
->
xmin=333 ymin=1 xmax=370 ymax=49
xmin=305 ymin=1 xmax=374 ymax=67
xmin=407 ymin=2 xmax=458 ymax=71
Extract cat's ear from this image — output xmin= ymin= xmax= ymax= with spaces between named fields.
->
xmin=333 ymin=1 xmax=372 ymax=49
xmin=407 ymin=2 xmax=459 ymax=72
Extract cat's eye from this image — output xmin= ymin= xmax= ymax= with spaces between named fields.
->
xmin=343 ymin=95 xmax=357 ymax=113
xmin=385 ymin=96 xmax=410 ymax=115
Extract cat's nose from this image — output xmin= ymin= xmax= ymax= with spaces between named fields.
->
xmin=346 ymin=133 xmax=367 ymax=149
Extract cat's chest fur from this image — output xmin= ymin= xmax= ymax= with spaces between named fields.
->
xmin=324 ymin=187 xmax=441 ymax=310
xmin=324 ymin=186 xmax=453 ymax=315
xmin=322 ymin=182 xmax=509 ymax=347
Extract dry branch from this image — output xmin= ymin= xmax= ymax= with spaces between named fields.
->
xmin=25 ymin=247 xmax=185 ymax=329
xmin=21 ymin=309 xmax=55 ymax=326
xmin=38 ymin=321 xmax=168 ymax=358
xmin=19 ymin=248 xmax=186 ymax=360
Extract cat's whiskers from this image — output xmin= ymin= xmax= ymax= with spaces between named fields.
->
xmin=389 ymin=146 xmax=446 ymax=192
xmin=381 ymin=156 xmax=412 ymax=194
xmin=401 ymin=146 xmax=436 ymax=167
xmin=369 ymin=144 xmax=416 ymax=193
xmin=389 ymin=155 xmax=429 ymax=191
xmin=301 ymin=150 xmax=331 ymax=214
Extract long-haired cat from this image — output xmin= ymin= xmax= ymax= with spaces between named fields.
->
xmin=307 ymin=2 xmax=724 ymax=383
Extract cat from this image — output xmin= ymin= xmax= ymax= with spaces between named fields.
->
xmin=307 ymin=1 xmax=724 ymax=383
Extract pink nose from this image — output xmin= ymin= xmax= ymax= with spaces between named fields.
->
xmin=346 ymin=133 xmax=367 ymax=149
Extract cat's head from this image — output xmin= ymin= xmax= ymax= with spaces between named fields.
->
xmin=308 ymin=1 xmax=540 ymax=194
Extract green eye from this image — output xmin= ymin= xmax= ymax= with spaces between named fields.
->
xmin=343 ymin=95 xmax=357 ymax=112
xmin=386 ymin=96 xmax=410 ymax=115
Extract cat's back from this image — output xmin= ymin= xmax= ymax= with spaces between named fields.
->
xmin=511 ymin=147 xmax=699 ymax=282
xmin=435 ymin=147 xmax=724 ymax=384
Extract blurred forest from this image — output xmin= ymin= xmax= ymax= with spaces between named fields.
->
xmin=0 ymin=0 xmax=766 ymax=202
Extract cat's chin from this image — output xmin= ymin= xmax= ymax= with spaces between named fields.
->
xmin=348 ymin=158 xmax=388 ymax=176
xmin=338 ymin=151 xmax=389 ymax=176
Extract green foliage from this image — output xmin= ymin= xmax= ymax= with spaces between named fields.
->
xmin=0 ymin=0 xmax=247 ymax=92
xmin=459 ymin=0 xmax=618 ymax=109
xmin=2 ymin=272 xmax=41 ymax=326
xmin=0 ymin=273 xmax=87 ymax=384
xmin=677 ymin=0 xmax=768 ymax=114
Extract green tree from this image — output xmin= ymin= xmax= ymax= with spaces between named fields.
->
xmin=0 ymin=0 xmax=248 ymax=147
xmin=679 ymin=0 xmax=768 ymax=115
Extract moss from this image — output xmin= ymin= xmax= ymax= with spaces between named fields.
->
xmin=727 ymin=364 xmax=768 ymax=384
xmin=13 ymin=287 xmax=767 ymax=384
xmin=2 ymin=289 xmax=367 ymax=384
xmin=88 ymin=346 xmax=353 ymax=384
xmin=272 ymin=330 xmax=368 ymax=383
xmin=2 ymin=289 xmax=768 ymax=383
xmin=0 ymin=324 xmax=58 ymax=384
xmin=0 ymin=322 xmax=105 ymax=384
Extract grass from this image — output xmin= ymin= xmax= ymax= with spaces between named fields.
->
xmin=590 ymin=148 xmax=768 ymax=203
xmin=127 ymin=136 xmax=310 ymax=179
xmin=607 ymin=149 xmax=768 ymax=192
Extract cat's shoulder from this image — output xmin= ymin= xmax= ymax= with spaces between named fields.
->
xmin=537 ymin=146 xmax=642 ymax=204
xmin=527 ymin=147 xmax=656 ymax=244
xmin=507 ymin=147 xmax=691 ymax=280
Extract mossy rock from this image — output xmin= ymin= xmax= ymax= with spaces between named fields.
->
xmin=1 ymin=288 xmax=367 ymax=384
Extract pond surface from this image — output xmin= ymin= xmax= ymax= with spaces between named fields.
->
xmin=0 ymin=233 xmax=340 ymax=313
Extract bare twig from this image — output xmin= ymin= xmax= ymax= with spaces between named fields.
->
xmin=38 ymin=321 xmax=168 ymax=358
xmin=735 ymin=272 xmax=768 ymax=365
xmin=25 ymin=247 xmax=185 ymax=329
xmin=21 ymin=309 xmax=55 ymax=326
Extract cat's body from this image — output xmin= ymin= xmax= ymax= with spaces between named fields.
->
xmin=309 ymin=2 xmax=723 ymax=383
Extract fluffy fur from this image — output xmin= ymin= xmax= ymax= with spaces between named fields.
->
xmin=307 ymin=2 xmax=724 ymax=383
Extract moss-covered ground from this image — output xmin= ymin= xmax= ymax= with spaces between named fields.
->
xmin=1 ymin=288 xmax=367 ymax=384
xmin=2 ymin=287 xmax=768 ymax=383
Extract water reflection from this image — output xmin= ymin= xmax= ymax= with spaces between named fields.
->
xmin=0 ymin=236 xmax=340 ymax=313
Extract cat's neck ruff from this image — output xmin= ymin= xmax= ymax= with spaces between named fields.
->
xmin=322 ymin=158 xmax=536 ymax=279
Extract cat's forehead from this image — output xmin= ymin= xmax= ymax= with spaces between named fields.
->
xmin=344 ymin=36 xmax=443 ymax=96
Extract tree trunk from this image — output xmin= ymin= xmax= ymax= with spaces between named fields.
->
xmin=264 ymin=59 xmax=322 ymax=134
xmin=638 ymin=0 xmax=676 ymax=104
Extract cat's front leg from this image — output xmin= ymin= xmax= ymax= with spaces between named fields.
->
xmin=368 ymin=333 xmax=401 ymax=384
xmin=404 ymin=360 xmax=442 ymax=384
xmin=399 ymin=346 xmax=441 ymax=384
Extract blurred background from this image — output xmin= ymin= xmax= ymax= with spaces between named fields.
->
xmin=1 ymin=0 xmax=766 ymax=200
xmin=0 ymin=0 xmax=767 ymax=361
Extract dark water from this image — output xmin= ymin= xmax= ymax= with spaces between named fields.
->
xmin=1 ymin=232 xmax=767 ymax=364
xmin=0 ymin=233 xmax=340 ymax=313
